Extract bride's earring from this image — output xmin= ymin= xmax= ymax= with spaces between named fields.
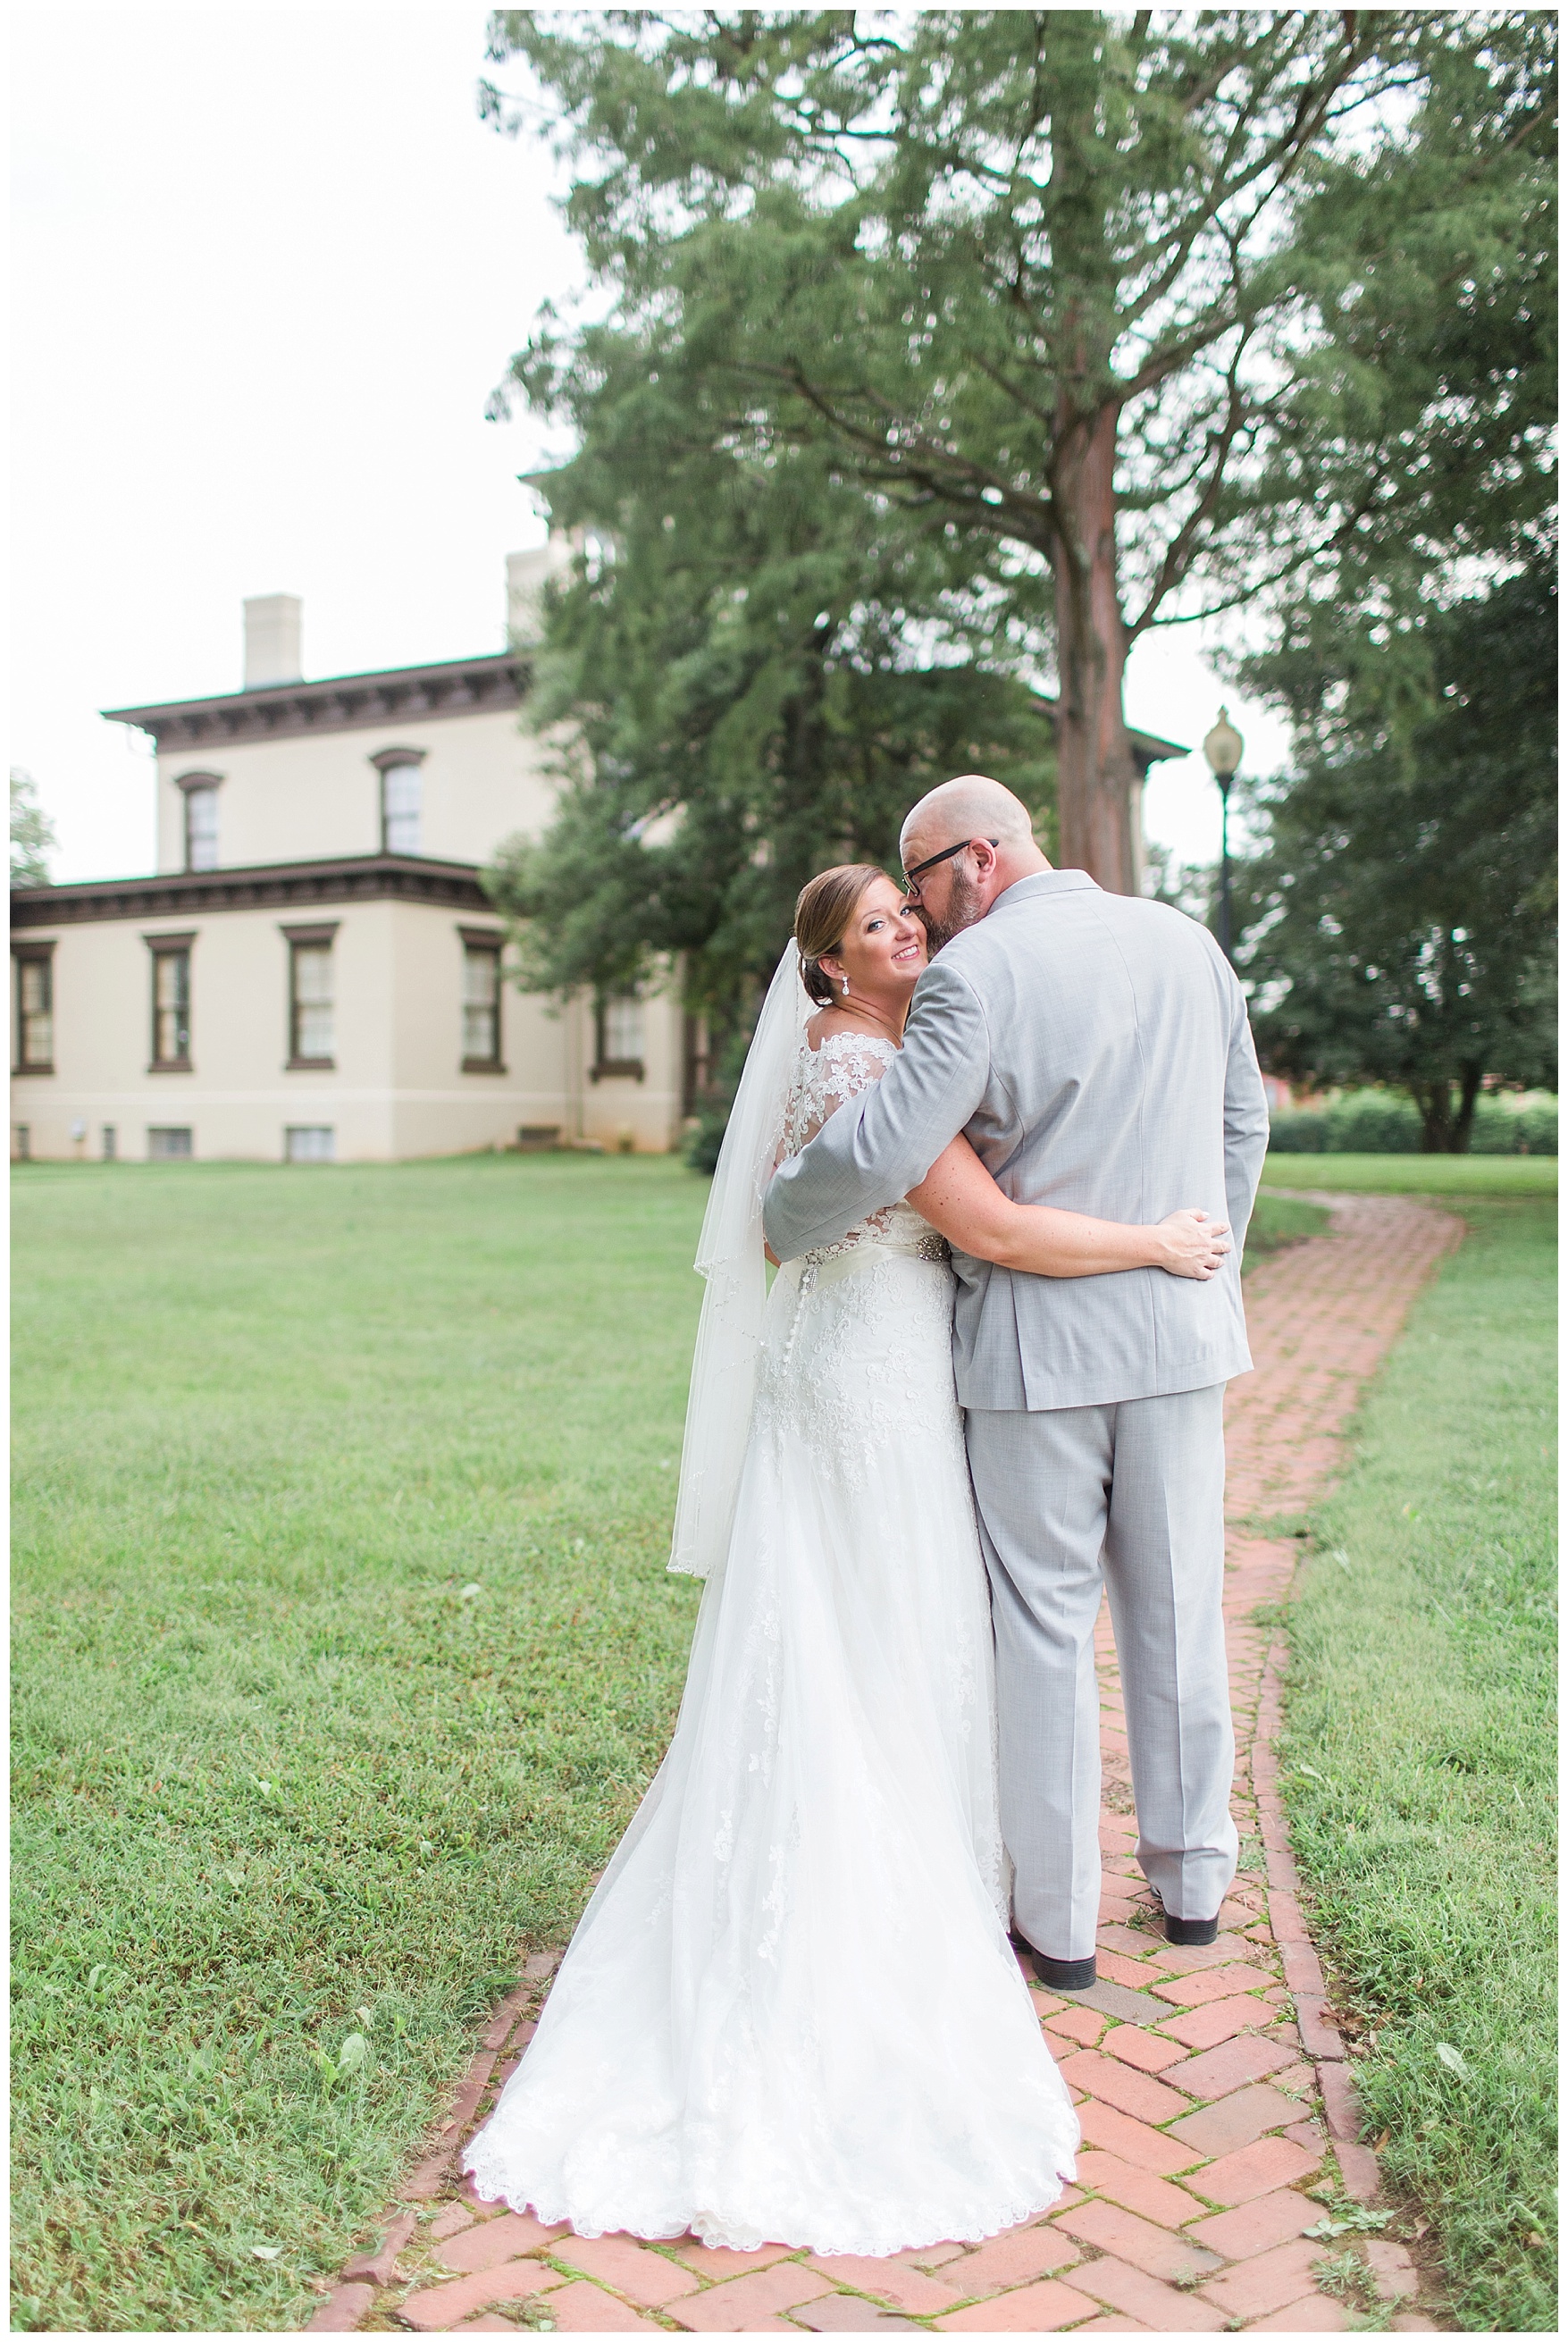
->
xmin=841 ymin=978 xmax=850 ymax=995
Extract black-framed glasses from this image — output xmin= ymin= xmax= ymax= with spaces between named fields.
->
xmin=901 ymin=837 xmax=999 ymax=900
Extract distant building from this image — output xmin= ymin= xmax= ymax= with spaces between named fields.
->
xmin=9 ymin=552 xmax=687 ymax=1163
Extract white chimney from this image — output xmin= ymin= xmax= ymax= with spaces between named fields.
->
xmin=506 ymin=536 xmax=575 ymax=647
xmin=243 ymin=593 xmax=304 ymax=688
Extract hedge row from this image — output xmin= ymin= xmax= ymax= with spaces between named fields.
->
xmin=1269 ymin=1094 xmax=1558 ymax=1155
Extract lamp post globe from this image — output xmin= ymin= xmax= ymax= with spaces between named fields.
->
xmin=1203 ymin=707 xmax=1245 ymax=963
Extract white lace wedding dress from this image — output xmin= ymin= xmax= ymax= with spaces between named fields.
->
xmin=464 ymin=1031 xmax=1079 ymax=2254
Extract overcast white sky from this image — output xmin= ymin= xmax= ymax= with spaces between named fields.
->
xmin=12 ymin=3 xmax=1290 ymax=886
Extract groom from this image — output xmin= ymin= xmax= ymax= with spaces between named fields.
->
xmin=765 ymin=776 xmax=1270 ymax=1989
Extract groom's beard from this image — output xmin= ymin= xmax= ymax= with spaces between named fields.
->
xmin=921 ymin=870 xmax=985 ymax=953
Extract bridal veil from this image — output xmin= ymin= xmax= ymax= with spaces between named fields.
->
xmin=668 ymin=942 xmax=809 ymax=1579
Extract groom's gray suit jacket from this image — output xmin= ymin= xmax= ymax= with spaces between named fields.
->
xmin=764 ymin=869 xmax=1271 ymax=1411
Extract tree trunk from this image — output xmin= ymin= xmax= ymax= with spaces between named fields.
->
xmin=1051 ymin=399 xmax=1141 ymax=893
xmin=1415 ymin=1064 xmax=1484 ymax=1152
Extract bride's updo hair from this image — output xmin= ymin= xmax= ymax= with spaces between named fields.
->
xmin=794 ymin=863 xmax=887 ymax=1006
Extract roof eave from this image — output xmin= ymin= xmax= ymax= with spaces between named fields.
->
xmin=9 ymin=852 xmax=497 ymax=929
xmin=101 ymin=651 xmax=528 ymax=750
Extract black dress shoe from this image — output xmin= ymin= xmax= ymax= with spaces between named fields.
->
xmin=1164 ymin=1912 xmax=1220 ymax=1946
xmin=1031 ymin=1950 xmax=1098 ymax=1992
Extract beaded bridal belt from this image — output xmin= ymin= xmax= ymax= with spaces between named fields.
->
xmin=783 ymin=1227 xmax=952 ymax=1299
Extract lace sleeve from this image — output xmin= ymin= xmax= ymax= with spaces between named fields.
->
xmin=782 ymin=1032 xmax=898 ymax=1161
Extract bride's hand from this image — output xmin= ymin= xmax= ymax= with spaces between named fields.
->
xmin=1153 ymin=1209 xmax=1232 ymax=1280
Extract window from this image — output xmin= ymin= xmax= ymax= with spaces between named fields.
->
xmin=460 ymin=932 xmax=503 ymax=1070
xmin=290 ymin=945 xmax=334 ymax=1062
xmin=147 ymin=1126 xmax=193 ymax=1160
xmin=13 ymin=946 xmax=55 ymax=1071
xmin=285 ymin=1125 xmax=335 ymax=1163
xmin=604 ymin=998 xmax=643 ymax=1062
xmin=381 ymin=761 xmax=422 ymax=854
xmin=102 ymin=1125 xmax=117 ymax=1163
xmin=592 ymin=995 xmax=645 ymax=1082
xmin=283 ymin=924 xmax=338 ymax=1066
xmin=184 ymin=785 xmax=220 ymax=872
xmin=147 ymin=936 xmax=193 ymax=1069
xmin=13 ymin=1126 xmax=30 ymax=1162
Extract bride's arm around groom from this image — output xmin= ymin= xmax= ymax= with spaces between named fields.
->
xmin=763 ymin=778 xmax=1271 ymax=1413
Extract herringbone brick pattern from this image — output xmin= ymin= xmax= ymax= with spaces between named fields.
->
xmin=309 ymin=1191 xmax=1459 ymax=2335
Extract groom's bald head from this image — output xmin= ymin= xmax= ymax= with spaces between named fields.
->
xmin=900 ymin=775 xmax=1035 ymax=863
xmin=899 ymin=776 xmax=1051 ymax=949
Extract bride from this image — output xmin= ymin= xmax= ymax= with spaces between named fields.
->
xmin=465 ymin=863 xmax=1232 ymax=2254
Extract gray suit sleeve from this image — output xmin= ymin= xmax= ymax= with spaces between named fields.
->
xmin=763 ymin=959 xmax=991 ymax=1261
xmin=1222 ymin=972 xmax=1271 ymax=1250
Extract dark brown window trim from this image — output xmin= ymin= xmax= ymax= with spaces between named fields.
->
xmin=377 ymin=754 xmax=425 ymax=856
xmin=284 ymin=926 xmax=337 ymax=1067
xmin=592 ymin=995 xmax=646 ymax=1084
xmin=13 ymin=937 xmax=56 ymax=1075
xmin=146 ymin=932 xmax=194 ymax=1070
xmin=460 ymin=929 xmax=505 ymax=1070
xmin=177 ymin=776 xmax=222 ymax=873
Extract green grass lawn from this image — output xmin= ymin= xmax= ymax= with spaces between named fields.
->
xmin=1244 ymin=1189 xmax=1330 ymax=1266
xmin=12 ymin=1156 xmax=709 ymax=2334
xmin=1280 ymin=1197 xmax=1557 ymax=2332
xmin=14 ymin=1157 xmax=1554 ymax=2332
xmin=1262 ymin=1151 xmax=1558 ymax=1196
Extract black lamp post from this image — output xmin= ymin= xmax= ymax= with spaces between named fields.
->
xmin=1203 ymin=706 xmax=1244 ymax=963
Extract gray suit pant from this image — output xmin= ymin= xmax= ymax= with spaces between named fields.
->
xmin=966 ymin=1386 xmax=1237 ymax=1962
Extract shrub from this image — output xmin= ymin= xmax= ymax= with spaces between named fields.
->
xmin=683 ymin=1095 xmax=731 ymax=1176
xmin=1270 ymin=1092 xmax=1557 ymax=1155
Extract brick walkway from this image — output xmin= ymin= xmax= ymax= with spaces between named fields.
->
xmin=310 ymin=1192 xmax=1461 ymax=2338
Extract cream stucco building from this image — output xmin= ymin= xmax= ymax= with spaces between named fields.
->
xmin=10 ymin=555 xmax=690 ymax=1163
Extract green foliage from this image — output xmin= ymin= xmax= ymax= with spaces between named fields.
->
xmin=10 ymin=767 xmax=55 ymax=889
xmin=483 ymin=424 xmax=1057 ymax=1032
xmin=683 ymin=1094 xmax=732 ymax=1178
xmin=1270 ymin=1094 xmax=1557 ymax=1156
xmin=487 ymin=8 xmax=1514 ymax=628
xmin=12 ymin=1156 xmax=707 ymax=2332
xmin=1238 ymin=555 xmax=1557 ymax=1149
xmin=1283 ymin=1199 xmax=1557 ymax=2330
xmin=482 ymin=9 xmax=1551 ymax=899
xmin=1243 ymin=16 xmax=1555 ymax=735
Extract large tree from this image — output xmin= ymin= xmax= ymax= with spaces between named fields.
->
xmin=1236 ymin=550 xmax=1556 ymax=1151
xmin=488 ymin=407 xmax=1055 ymax=1035
xmin=1237 ymin=12 xmax=1555 ymax=736
xmin=484 ymin=7 xmax=1549 ymax=891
